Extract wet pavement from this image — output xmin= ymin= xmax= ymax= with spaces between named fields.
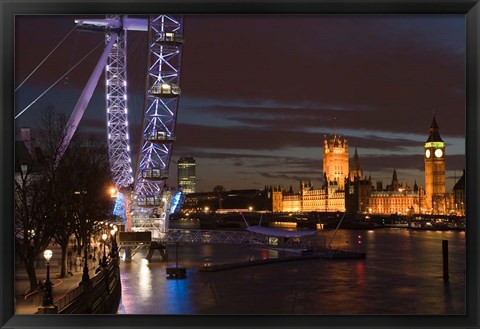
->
xmin=15 ymin=264 xmax=98 ymax=314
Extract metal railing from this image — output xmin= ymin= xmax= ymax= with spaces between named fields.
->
xmin=118 ymin=229 xmax=314 ymax=249
xmin=153 ymin=229 xmax=251 ymax=245
xmin=43 ymin=258 xmax=120 ymax=314
xmin=55 ymin=283 xmax=84 ymax=311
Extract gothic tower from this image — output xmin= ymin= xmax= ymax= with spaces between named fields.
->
xmin=424 ymin=115 xmax=446 ymax=214
xmin=391 ymin=169 xmax=399 ymax=191
xmin=323 ymin=134 xmax=349 ymax=190
xmin=349 ymin=147 xmax=363 ymax=181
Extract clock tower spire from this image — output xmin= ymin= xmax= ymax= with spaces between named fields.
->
xmin=424 ymin=114 xmax=446 ymax=214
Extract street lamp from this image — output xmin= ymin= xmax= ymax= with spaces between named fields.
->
xmin=110 ymin=229 xmax=117 ymax=258
xmin=42 ymin=249 xmax=53 ymax=306
xmin=102 ymin=233 xmax=108 ymax=266
xmin=81 ymin=238 xmax=90 ymax=284
xmin=109 ymin=187 xmax=118 ymax=198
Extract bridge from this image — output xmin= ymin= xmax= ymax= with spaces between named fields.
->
xmin=117 ymin=229 xmax=316 ymax=259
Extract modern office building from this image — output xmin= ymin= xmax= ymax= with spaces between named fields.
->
xmin=177 ymin=156 xmax=196 ymax=194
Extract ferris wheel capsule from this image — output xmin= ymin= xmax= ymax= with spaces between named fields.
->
xmin=155 ymin=32 xmax=184 ymax=46
xmin=141 ymin=168 xmax=169 ymax=181
xmin=149 ymin=82 xmax=181 ymax=98
xmin=146 ymin=130 xmax=175 ymax=144
xmin=136 ymin=194 xmax=163 ymax=208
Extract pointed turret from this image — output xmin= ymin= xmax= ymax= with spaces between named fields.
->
xmin=349 ymin=147 xmax=363 ymax=181
xmin=426 ymin=114 xmax=444 ymax=143
xmin=390 ymin=169 xmax=399 ymax=191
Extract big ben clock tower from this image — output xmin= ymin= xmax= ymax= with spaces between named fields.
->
xmin=424 ymin=115 xmax=446 ymax=214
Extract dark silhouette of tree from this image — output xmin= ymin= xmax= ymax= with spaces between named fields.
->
xmin=35 ymin=110 xmax=78 ymax=279
xmin=15 ymin=109 xmax=113 ymax=289
xmin=213 ymin=185 xmax=225 ymax=210
xmin=15 ymin=143 xmax=55 ymax=293
xmin=41 ymin=112 xmax=112 ymax=278
xmin=69 ymin=136 xmax=112 ymax=270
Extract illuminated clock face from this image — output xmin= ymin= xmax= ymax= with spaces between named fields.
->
xmin=425 ymin=150 xmax=431 ymax=158
xmin=434 ymin=149 xmax=443 ymax=158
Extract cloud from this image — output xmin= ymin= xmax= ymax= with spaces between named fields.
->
xmin=258 ymin=172 xmax=321 ymax=183
xmin=179 ymin=100 xmax=465 ymax=139
xmin=16 ymin=15 xmax=465 ymax=193
xmin=358 ymin=153 xmax=465 ymax=173
xmin=173 ymin=122 xmax=426 ymax=154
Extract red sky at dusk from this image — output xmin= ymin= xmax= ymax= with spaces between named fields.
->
xmin=15 ymin=15 xmax=465 ymax=192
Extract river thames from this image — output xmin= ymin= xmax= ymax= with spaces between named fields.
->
xmin=117 ymin=228 xmax=465 ymax=315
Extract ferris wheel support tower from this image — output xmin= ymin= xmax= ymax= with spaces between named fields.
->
xmin=133 ymin=16 xmax=184 ymax=238
xmin=74 ymin=16 xmax=184 ymax=237
xmin=74 ymin=16 xmax=148 ymax=235
xmin=104 ymin=15 xmax=134 ymax=190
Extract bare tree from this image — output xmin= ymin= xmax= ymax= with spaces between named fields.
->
xmin=213 ymin=185 xmax=225 ymax=210
xmin=35 ymin=110 xmax=79 ymax=279
xmin=39 ymin=111 xmax=112 ymax=278
xmin=69 ymin=137 xmax=112 ymax=269
xmin=15 ymin=108 xmax=113 ymax=288
xmin=14 ymin=153 xmax=55 ymax=293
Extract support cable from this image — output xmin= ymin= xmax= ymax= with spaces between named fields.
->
xmin=15 ymin=26 xmax=77 ymax=92
xmin=15 ymin=39 xmax=105 ymax=120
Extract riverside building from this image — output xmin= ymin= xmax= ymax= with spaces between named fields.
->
xmin=273 ymin=134 xmax=349 ymax=213
xmin=271 ymin=116 xmax=456 ymax=215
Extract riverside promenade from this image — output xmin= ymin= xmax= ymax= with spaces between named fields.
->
xmin=15 ymin=262 xmax=97 ymax=314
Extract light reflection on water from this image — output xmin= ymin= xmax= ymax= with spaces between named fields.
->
xmin=118 ymin=229 xmax=465 ymax=315
xmin=138 ymin=260 xmax=152 ymax=300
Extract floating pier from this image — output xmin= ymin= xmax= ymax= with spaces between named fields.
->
xmin=199 ymin=249 xmax=366 ymax=272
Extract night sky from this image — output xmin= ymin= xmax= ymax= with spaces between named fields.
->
xmin=15 ymin=15 xmax=465 ymax=193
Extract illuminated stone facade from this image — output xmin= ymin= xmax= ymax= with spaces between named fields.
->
xmin=271 ymin=119 xmax=455 ymax=215
xmin=424 ymin=115 xmax=446 ymax=214
xmin=275 ymin=181 xmax=346 ymax=213
xmin=453 ymin=170 xmax=465 ymax=216
xmin=367 ymin=190 xmax=420 ymax=215
xmin=271 ymin=188 xmax=284 ymax=212
xmin=281 ymin=194 xmax=302 ymax=212
xmin=356 ymin=169 xmax=425 ymax=215
xmin=348 ymin=147 xmax=363 ymax=181
xmin=323 ymin=134 xmax=349 ymax=191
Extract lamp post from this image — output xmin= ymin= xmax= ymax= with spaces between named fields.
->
xmin=102 ymin=233 xmax=108 ymax=266
xmin=109 ymin=187 xmax=118 ymax=199
xmin=81 ymin=239 xmax=90 ymax=283
xmin=42 ymin=249 xmax=53 ymax=306
xmin=110 ymin=229 xmax=117 ymax=258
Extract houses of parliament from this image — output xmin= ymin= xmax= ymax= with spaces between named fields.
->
xmin=271 ymin=115 xmax=465 ymax=216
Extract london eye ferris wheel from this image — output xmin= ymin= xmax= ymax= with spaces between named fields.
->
xmin=17 ymin=15 xmax=185 ymax=237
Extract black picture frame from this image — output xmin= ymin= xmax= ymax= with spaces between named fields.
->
xmin=1 ymin=0 xmax=479 ymax=328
